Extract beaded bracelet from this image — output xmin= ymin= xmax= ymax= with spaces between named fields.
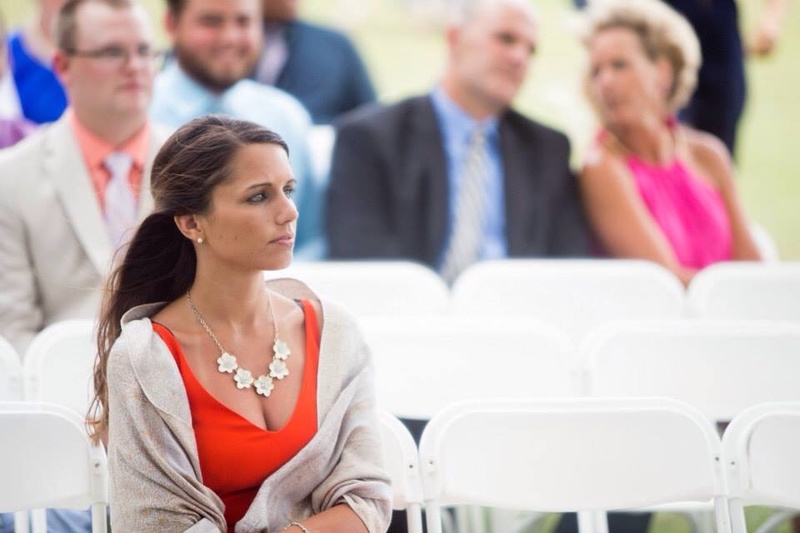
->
xmin=285 ymin=521 xmax=310 ymax=533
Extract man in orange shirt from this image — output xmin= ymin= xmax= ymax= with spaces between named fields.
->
xmin=0 ymin=5 xmax=164 ymax=530
xmin=0 ymin=0 xmax=165 ymax=356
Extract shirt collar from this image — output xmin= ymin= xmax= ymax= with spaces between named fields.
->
xmin=68 ymin=108 xmax=151 ymax=172
xmin=430 ymin=86 xmax=499 ymax=142
xmin=161 ymin=61 xmax=229 ymax=112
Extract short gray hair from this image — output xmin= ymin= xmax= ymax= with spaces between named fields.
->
xmin=449 ymin=0 xmax=538 ymax=28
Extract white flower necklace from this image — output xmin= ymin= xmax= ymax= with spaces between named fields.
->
xmin=186 ymin=290 xmax=291 ymax=397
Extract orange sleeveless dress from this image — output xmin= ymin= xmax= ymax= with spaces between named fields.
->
xmin=152 ymin=299 xmax=320 ymax=531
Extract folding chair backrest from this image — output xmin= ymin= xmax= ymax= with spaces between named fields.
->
xmin=0 ymin=402 xmax=108 ymax=532
xmin=451 ymin=260 xmax=685 ymax=341
xmin=23 ymin=320 xmax=97 ymax=416
xmin=723 ymin=402 xmax=800 ymax=533
xmin=361 ymin=316 xmax=577 ymax=419
xmin=379 ymin=410 xmax=424 ymax=533
xmin=266 ymin=261 xmax=450 ymax=318
xmin=583 ymin=320 xmax=800 ymax=421
xmin=0 ymin=335 xmax=22 ymax=400
xmin=418 ymin=398 xmax=728 ymax=533
xmin=308 ymin=124 xmax=335 ymax=185
xmin=687 ymin=262 xmax=800 ymax=322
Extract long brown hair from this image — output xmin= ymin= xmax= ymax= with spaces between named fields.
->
xmin=88 ymin=115 xmax=288 ymax=442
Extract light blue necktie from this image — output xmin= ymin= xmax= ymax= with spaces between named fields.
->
xmin=440 ymin=126 xmax=490 ymax=284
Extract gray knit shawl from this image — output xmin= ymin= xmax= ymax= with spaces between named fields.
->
xmin=106 ymin=279 xmax=392 ymax=532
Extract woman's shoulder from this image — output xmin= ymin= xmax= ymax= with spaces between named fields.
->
xmin=112 ymin=302 xmax=170 ymax=365
xmin=680 ymin=125 xmax=734 ymax=189
xmin=580 ymin=137 xmax=633 ymax=186
xmin=683 ymin=126 xmax=729 ymax=161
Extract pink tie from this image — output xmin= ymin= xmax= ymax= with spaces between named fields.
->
xmin=103 ymin=151 xmax=136 ymax=248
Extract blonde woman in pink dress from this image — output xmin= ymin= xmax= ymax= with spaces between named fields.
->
xmin=577 ymin=0 xmax=762 ymax=286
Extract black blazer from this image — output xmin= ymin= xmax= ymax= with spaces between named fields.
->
xmin=326 ymin=95 xmax=591 ymax=266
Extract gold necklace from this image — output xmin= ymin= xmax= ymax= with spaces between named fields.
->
xmin=186 ymin=290 xmax=291 ymax=397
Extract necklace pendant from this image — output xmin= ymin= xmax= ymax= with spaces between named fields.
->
xmin=234 ymin=368 xmax=254 ymax=389
xmin=217 ymin=352 xmax=238 ymax=374
xmin=187 ymin=289 xmax=291 ymax=397
xmin=269 ymin=359 xmax=289 ymax=380
xmin=273 ymin=339 xmax=291 ymax=360
xmin=254 ymin=375 xmax=274 ymax=396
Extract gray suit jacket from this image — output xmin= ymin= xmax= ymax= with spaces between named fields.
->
xmin=326 ymin=95 xmax=591 ymax=266
xmin=0 ymin=116 xmax=165 ymax=354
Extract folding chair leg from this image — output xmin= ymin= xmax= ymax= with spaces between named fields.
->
xmin=406 ymin=503 xmax=424 ymax=533
xmin=91 ymin=503 xmax=108 ymax=533
xmin=426 ymin=505 xmax=444 ymax=533
xmin=13 ymin=511 xmax=30 ymax=533
xmin=729 ymin=498 xmax=747 ymax=533
xmin=577 ymin=510 xmax=607 ymax=533
xmin=30 ymin=509 xmax=46 ymax=533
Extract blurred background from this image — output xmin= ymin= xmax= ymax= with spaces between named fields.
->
xmin=4 ymin=0 xmax=797 ymax=258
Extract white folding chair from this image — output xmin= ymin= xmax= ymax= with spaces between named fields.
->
xmin=364 ymin=316 xmax=577 ymax=533
xmin=451 ymin=259 xmax=685 ymax=342
xmin=583 ymin=320 xmax=800 ymax=422
xmin=379 ymin=410 xmax=424 ymax=533
xmin=361 ymin=316 xmax=578 ymax=420
xmin=266 ymin=261 xmax=450 ymax=318
xmin=23 ymin=319 xmax=97 ymax=417
xmin=687 ymin=262 xmax=800 ymax=322
xmin=0 ymin=337 xmax=28 ymax=532
xmin=723 ymin=402 xmax=800 ymax=533
xmin=0 ymin=402 xmax=108 ymax=533
xmin=418 ymin=398 xmax=729 ymax=533
xmin=308 ymin=124 xmax=336 ymax=185
xmin=0 ymin=335 xmax=22 ymax=401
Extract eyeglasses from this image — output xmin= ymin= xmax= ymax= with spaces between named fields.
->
xmin=65 ymin=44 xmax=165 ymax=68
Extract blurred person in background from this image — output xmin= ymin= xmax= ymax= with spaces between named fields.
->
xmin=0 ymin=0 xmax=164 ymax=354
xmin=255 ymin=0 xmax=377 ymax=125
xmin=664 ymin=0 xmax=791 ymax=156
xmin=575 ymin=0 xmax=761 ymax=290
xmin=152 ymin=0 xmax=324 ymax=257
xmin=329 ymin=1 xmax=590 ymax=529
xmin=4 ymin=0 xmax=69 ymax=123
xmin=327 ymin=0 xmax=590 ymax=285
xmin=0 ymin=12 xmax=37 ymax=149
xmin=0 ymin=1 xmax=165 ymax=530
xmin=573 ymin=0 xmax=792 ymax=157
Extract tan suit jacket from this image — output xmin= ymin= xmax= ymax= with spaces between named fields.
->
xmin=0 ymin=116 xmax=166 ymax=354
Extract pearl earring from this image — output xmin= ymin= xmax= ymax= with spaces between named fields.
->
xmin=197 ymin=237 xmax=204 ymax=244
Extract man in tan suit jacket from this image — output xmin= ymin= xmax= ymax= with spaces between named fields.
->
xmin=0 ymin=0 xmax=166 ymax=356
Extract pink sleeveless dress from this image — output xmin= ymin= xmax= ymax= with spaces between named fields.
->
xmin=626 ymin=155 xmax=733 ymax=269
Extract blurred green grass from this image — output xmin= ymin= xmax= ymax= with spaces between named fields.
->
xmin=3 ymin=0 xmax=797 ymax=258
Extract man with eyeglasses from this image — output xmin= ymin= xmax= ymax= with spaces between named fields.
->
xmin=151 ymin=0 xmax=324 ymax=258
xmin=0 ymin=0 xmax=166 ymax=521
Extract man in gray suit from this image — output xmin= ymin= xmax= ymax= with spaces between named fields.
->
xmin=0 ymin=0 xmax=164 ymax=356
xmin=327 ymin=0 xmax=590 ymax=281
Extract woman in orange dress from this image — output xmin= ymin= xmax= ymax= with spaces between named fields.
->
xmin=90 ymin=115 xmax=391 ymax=532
